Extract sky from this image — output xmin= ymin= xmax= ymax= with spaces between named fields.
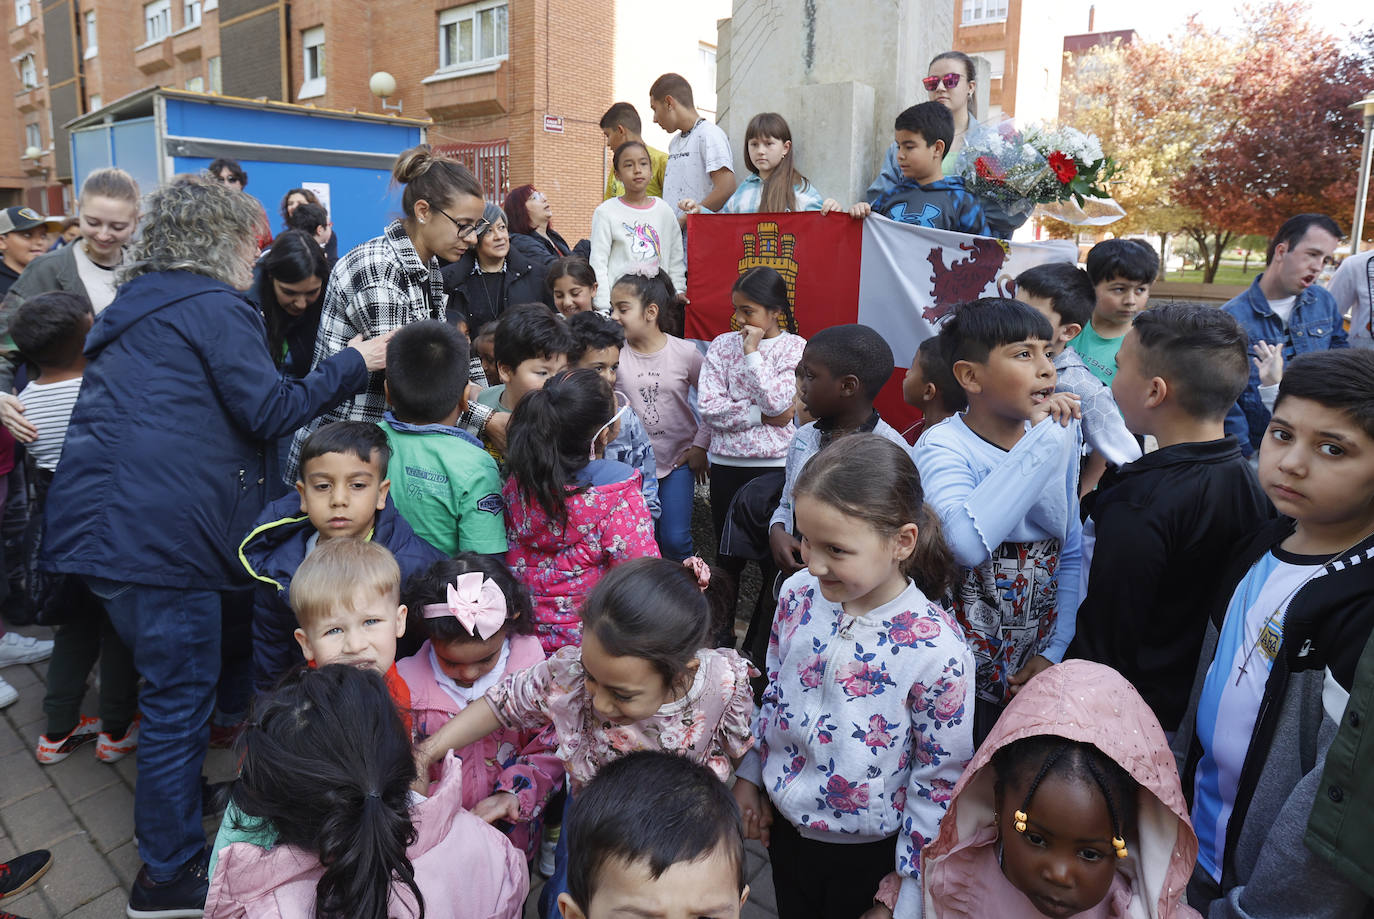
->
xmin=1091 ymin=0 xmax=1368 ymax=42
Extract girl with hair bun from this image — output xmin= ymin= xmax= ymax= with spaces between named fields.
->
xmin=287 ymin=145 xmax=505 ymax=481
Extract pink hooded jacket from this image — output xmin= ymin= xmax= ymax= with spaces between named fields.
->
xmin=503 ymin=471 xmax=659 ymax=654
xmin=397 ymin=634 xmax=564 ymax=858
xmin=911 ymin=660 xmax=1201 ymax=919
xmin=204 ymin=753 xmax=528 ymax=919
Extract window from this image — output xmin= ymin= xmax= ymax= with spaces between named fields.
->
xmin=207 ymin=55 xmax=222 ymax=92
xmin=299 ymin=26 xmax=325 ymax=98
xmin=18 ymin=54 xmax=37 ymax=89
xmin=186 ymin=75 xmax=203 ymax=91
xmin=961 ymin=0 xmax=1008 ymax=24
xmin=982 ymin=49 xmax=1005 ymax=79
xmin=23 ymin=123 xmax=40 ymax=153
xmin=89 ymin=93 xmax=102 ymax=110
xmin=83 ymin=10 xmax=98 ymax=58
xmin=438 ymin=1 xmax=508 ymax=72
xmin=144 ymin=0 xmax=172 ymax=43
xmin=14 ymin=0 xmax=32 ymax=26
xmin=184 ymin=0 xmax=201 ymax=28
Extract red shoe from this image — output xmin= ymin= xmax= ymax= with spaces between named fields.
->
xmin=96 ymin=718 xmax=139 ymax=764
xmin=35 ymin=717 xmax=102 ymax=765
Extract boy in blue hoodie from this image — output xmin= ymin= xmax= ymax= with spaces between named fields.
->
xmin=849 ymin=102 xmax=990 ymax=236
xmin=241 ymin=421 xmax=444 ymax=691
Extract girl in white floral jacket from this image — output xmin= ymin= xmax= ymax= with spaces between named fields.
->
xmin=733 ymin=435 xmax=975 ymax=919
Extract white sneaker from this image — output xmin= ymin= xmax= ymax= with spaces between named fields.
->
xmin=0 ymin=632 xmax=54 ymax=667
xmin=0 ymin=674 xmax=17 ymax=708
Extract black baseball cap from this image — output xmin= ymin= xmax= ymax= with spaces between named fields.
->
xmin=0 ymin=206 xmax=63 ymax=235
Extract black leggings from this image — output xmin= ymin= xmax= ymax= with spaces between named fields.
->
xmin=767 ymin=810 xmax=898 ymax=919
xmin=708 ymin=464 xmax=780 ymax=554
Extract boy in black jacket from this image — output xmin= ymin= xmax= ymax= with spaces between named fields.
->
xmin=1179 ymin=349 xmax=1374 ymax=917
xmin=1069 ymin=304 xmax=1272 ymax=733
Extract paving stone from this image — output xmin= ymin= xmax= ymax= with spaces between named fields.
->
xmin=0 ymin=714 xmax=26 ymax=756
xmin=107 ymin=838 xmax=142 ymax=890
xmin=64 ymin=885 xmax=129 ymax=919
xmin=0 ymin=747 xmax=51 ymax=808
xmin=71 ymin=782 xmax=135 ymax=852
xmin=0 ymin=887 xmax=60 ymax=919
xmin=112 ymin=750 xmax=138 ymax=789
xmin=32 ymin=831 xmax=120 ymax=917
xmin=47 ymin=745 xmax=121 ymax=804
xmin=2 ymin=662 xmax=42 ymax=691
xmin=3 ymin=684 xmax=46 ymax=733
xmin=2 ymin=787 xmax=80 ymax=852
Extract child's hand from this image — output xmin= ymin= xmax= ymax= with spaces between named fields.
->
xmin=0 ymin=393 xmax=36 ymax=443
xmin=1253 ymin=340 xmax=1284 ymax=387
xmin=1029 ymin=391 xmax=1081 ymax=427
xmin=411 ymin=746 xmax=434 ymax=794
xmin=740 ymin=323 xmax=765 ymax=354
xmin=471 ymin=791 xmax=521 ymax=825
xmin=678 ymin=198 xmax=701 ymax=215
xmin=732 ymin=779 xmax=772 ymax=847
xmin=761 ymin=405 xmax=795 ymax=427
xmin=820 ymin=198 xmax=844 ymax=215
xmin=848 ymin=202 xmax=872 ymax=219
xmin=769 ymin=524 xmax=805 ymax=575
xmin=484 ymin=411 xmax=510 ymax=452
xmin=680 ymin=445 xmax=709 ymax=484
xmin=859 ymin=906 xmax=895 ymax=919
xmin=1008 ymin=655 xmax=1054 ymax=694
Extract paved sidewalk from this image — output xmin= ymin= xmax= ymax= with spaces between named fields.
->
xmin=1 ymin=622 xmax=778 ymax=919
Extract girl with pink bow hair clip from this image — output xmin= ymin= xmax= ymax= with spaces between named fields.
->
xmin=395 ymin=554 xmax=563 ymax=861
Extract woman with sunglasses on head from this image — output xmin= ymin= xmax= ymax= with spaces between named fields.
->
xmin=441 ymin=203 xmax=550 ymax=329
xmin=505 ymin=185 xmax=572 ymax=272
xmin=865 ymin=51 xmax=1025 ymax=238
xmin=286 ymin=145 xmax=509 ymax=481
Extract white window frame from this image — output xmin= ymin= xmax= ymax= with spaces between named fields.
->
xmin=144 ymin=0 xmax=172 ymax=43
xmin=184 ymin=0 xmax=202 ymax=28
xmin=89 ymin=93 xmax=102 ymax=111
xmin=83 ymin=10 xmax=98 ymax=58
xmin=23 ymin=123 xmax=41 ymax=153
xmin=18 ymin=54 xmax=37 ymax=89
xmin=207 ymin=55 xmax=222 ymax=92
xmin=961 ymin=0 xmax=1008 ymax=25
xmin=14 ymin=0 xmax=32 ymax=27
xmin=437 ymin=0 xmax=508 ymax=75
xmin=299 ymin=25 xmax=325 ymax=99
xmin=982 ymin=49 xmax=1006 ymax=79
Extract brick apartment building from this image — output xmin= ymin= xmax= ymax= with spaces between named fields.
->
xmin=2 ymin=0 xmax=713 ymax=241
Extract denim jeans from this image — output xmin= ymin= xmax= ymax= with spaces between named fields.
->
xmin=537 ymin=795 xmax=572 ymax=919
xmin=655 ymin=465 xmax=695 ymax=561
xmin=86 ymin=576 xmax=221 ymax=881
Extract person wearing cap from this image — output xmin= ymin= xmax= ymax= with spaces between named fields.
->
xmin=439 ymin=202 xmax=548 ymax=330
xmin=0 ymin=206 xmax=62 ymax=298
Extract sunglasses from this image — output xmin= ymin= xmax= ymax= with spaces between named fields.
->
xmin=923 ymin=73 xmax=964 ymax=91
xmin=589 ymin=391 xmax=631 ymax=460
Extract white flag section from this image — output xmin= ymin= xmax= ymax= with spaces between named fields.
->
xmin=856 ymin=216 xmax=1078 ymax=366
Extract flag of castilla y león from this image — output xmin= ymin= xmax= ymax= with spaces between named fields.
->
xmin=686 ymin=213 xmax=1076 ymax=436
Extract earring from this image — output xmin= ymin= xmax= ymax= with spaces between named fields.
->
xmin=1014 ymin=810 xmax=1028 ymax=834
xmin=1112 ymin=836 xmax=1128 ymax=859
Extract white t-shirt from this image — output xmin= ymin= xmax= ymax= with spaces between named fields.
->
xmin=16 ymin=377 xmax=82 ymax=471
xmin=72 ymin=243 xmax=120 ymax=313
xmin=1192 ymin=547 xmax=1325 ymax=881
xmin=1267 ymin=294 xmax=1297 ymax=327
xmin=663 ymin=118 xmax=734 ymax=219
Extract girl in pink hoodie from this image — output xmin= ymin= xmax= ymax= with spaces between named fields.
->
xmin=871 ymin=660 xmax=1202 ymax=919
xmin=396 ymin=555 xmax=563 ymax=861
xmin=205 ymin=664 xmax=527 ymax=919
xmin=503 ymin=368 xmax=659 ymax=653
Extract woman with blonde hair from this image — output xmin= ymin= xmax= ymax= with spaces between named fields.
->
xmin=38 ymin=175 xmax=389 ymax=918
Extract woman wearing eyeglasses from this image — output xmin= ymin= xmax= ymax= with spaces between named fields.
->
xmin=505 ymin=185 xmax=572 ymax=272
xmin=865 ymin=51 xmax=1025 ymax=237
xmin=441 ymin=203 xmax=550 ymax=330
xmin=286 ymin=145 xmax=507 ymax=481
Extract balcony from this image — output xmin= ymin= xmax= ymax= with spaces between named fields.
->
xmin=134 ymin=37 xmax=175 ymax=75
xmin=15 ymin=85 xmax=43 ymax=114
xmin=7 ymin=15 xmax=41 ymax=52
xmin=422 ymin=60 xmax=509 ymax=119
xmin=172 ymin=24 xmax=203 ymax=62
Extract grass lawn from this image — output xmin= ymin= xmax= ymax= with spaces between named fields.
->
xmin=1164 ymin=262 xmax=1263 ymax=285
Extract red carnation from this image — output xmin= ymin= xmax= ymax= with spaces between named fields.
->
xmin=1048 ymin=151 xmax=1077 ymax=183
xmin=975 ymin=156 xmax=1006 ymax=184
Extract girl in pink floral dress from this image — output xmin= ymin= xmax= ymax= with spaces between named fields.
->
xmin=502 ymin=367 xmax=660 ymax=654
xmin=731 ymin=435 xmax=975 ymax=919
xmin=416 ymin=557 xmax=757 ymax=917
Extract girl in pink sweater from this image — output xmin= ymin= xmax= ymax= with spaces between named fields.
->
xmin=396 ymin=555 xmax=563 ymax=860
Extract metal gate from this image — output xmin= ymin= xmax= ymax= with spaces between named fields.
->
xmin=434 ymin=140 xmax=509 ymax=206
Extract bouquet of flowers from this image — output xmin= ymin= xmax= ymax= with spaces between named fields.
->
xmin=958 ymin=121 xmax=1123 ymax=226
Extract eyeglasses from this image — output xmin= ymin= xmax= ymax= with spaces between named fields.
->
xmin=434 ymin=207 xmax=485 ymax=240
xmin=922 ymin=73 xmax=964 ymax=91
xmin=589 ymin=391 xmax=631 ymax=460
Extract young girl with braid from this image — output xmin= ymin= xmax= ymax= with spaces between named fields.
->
xmin=891 ymin=660 xmax=1202 ymax=919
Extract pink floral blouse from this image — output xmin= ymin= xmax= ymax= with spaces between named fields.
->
xmin=484 ymin=645 xmax=758 ymax=792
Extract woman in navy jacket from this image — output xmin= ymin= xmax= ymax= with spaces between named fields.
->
xmin=39 ymin=176 xmax=388 ymax=915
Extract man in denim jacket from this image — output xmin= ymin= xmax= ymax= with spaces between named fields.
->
xmin=1223 ymin=213 xmax=1347 ymax=455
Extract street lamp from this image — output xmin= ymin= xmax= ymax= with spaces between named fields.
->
xmin=1351 ymin=92 xmax=1374 ymax=253
xmin=369 ymin=71 xmax=403 ymax=115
